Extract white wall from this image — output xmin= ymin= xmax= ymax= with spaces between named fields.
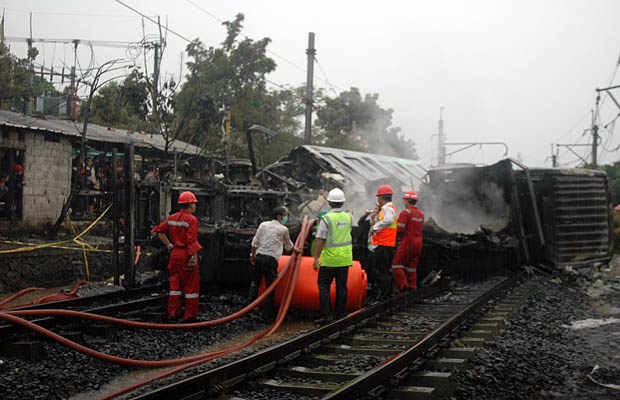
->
xmin=0 ymin=128 xmax=72 ymax=230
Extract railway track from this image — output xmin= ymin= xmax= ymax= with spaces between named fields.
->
xmin=0 ymin=284 xmax=167 ymax=339
xmin=129 ymin=274 xmax=529 ymax=400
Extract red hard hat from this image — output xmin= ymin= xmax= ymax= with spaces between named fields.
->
xmin=13 ymin=164 xmax=24 ymax=173
xmin=178 ymin=191 xmax=198 ymax=204
xmin=376 ymin=184 xmax=393 ymax=196
xmin=403 ymin=190 xmax=418 ymax=201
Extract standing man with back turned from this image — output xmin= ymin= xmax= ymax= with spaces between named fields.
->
xmin=313 ymin=188 xmax=353 ymax=324
xmin=152 ymin=191 xmax=202 ymax=323
xmin=248 ymin=206 xmax=302 ymax=322
xmin=370 ymin=184 xmax=398 ymax=301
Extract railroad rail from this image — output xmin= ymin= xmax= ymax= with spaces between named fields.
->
xmin=0 ymin=284 xmax=166 ymax=338
xmin=130 ymin=274 xmax=521 ymax=400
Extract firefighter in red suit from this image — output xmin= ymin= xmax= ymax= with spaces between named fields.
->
xmin=152 ymin=191 xmax=202 ymax=322
xmin=392 ymin=190 xmax=424 ymax=290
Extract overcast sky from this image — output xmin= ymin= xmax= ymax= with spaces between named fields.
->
xmin=2 ymin=0 xmax=620 ymax=168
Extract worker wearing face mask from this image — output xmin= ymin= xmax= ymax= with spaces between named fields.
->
xmin=248 ymin=206 xmax=302 ymax=322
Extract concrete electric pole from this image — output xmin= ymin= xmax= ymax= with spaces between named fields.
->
xmin=304 ymin=32 xmax=315 ymax=145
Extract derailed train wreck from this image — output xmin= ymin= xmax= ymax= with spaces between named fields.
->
xmin=141 ymin=142 xmax=613 ymax=288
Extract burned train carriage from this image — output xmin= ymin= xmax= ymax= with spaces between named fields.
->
xmin=136 ymin=158 xmax=289 ymax=288
xmin=515 ymin=167 xmax=613 ymax=269
xmin=418 ymin=159 xmax=613 ymax=280
xmin=141 ymin=143 xmax=613 ymax=289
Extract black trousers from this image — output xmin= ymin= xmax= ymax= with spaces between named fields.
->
xmin=248 ymin=254 xmax=278 ymax=319
xmin=318 ymin=266 xmax=349 ymax=318
xmin=373 ymin=245 xmax=395 ymax=300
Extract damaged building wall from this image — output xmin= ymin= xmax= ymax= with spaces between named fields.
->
xmin=0 ymin=125 xmax=72 ymax=231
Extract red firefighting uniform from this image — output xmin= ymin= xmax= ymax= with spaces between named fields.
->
xmin=151 ymin=209 xmax=203 ymax=321
xmin=392 ymin=205 xmax=424 ymax=290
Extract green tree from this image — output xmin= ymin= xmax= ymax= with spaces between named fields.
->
xmin=86 ymin=68 xmax=150 ymax=129
xmin=315 ymin=87 xmax=418 ymax=159
xmin=0 ymin=42 xmax=59 ymax=112
xmin=175 ymin=13 xmax=300 ymax=163
xmin=600 ymin=163 xmax=620 ymax=206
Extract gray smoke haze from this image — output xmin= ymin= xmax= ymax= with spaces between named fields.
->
xmin=419 ymin=180 xmax=509 ymax=234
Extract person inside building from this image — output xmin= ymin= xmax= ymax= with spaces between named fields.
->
xmin=144 ymin=165 xmax=160 ymax=182
xmin=0 ymin=171 xmax=9 ymax=217
xmin=9 ymin=164 xmax=25 ymax=219
xmin=248 ymin=206 xmax=302 ymax=322
xmin=312 ymin=188 xmax=353 ymax=324
xmin=370 ymin=184 xmax=398 ymax=301
xmin=392 ymin=190 xmax=425 ymax=291
xmin=151 ymin=191 xmax=203 ymax=323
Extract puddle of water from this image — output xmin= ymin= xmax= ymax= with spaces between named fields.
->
xmin=563 ymin=318 xmax=620 ymax=330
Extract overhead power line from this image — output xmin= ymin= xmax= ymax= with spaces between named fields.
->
xmin=1 ymin=6 xmax=138 ymax=18
xmin=114 ymin=0 xmax=192 ymax=43
xmin=4 ymin=36 xmax=135 ymax=49
xmin=183 ymin=0 xmax=307 ymax=75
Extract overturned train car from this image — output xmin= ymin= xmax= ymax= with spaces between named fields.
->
xmin=419 ymin=159 xmax=613 ymax=280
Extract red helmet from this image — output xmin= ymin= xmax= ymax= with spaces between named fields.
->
xmin=376 ymin=184 xmax=393 ymax=196
xmin=178 ymin=191 xmax=198 ymax=204
xmin=403 ymin=190 xmax=418 ymax=201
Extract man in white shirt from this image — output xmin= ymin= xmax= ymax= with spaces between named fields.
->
xmin=248 ymin=206 xmax=301 ymax=321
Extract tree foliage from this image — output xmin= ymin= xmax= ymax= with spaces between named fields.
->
xmin=0 ymin=13 xmax=419 ymax=166
xmin=0 ymin=42 xmax=59 ymax=112
xmin=81 ymin=68 xmax=150 ymax=130
xmin=174 ymin=13 xmax=301 ymax=163
xmin=314 ymin=87 xmax=418 ymax=159
xmin=599 ymin=163 xmax=620 ymax=206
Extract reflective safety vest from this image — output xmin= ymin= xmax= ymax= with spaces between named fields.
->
xmin=319 ymin=211 xmax=353 ymax=267
xmin=371 ymin=203 xmax=397 ymax=247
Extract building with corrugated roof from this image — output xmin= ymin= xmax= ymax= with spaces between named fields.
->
xmin=0 ymin=109 xmax=201 ymax=231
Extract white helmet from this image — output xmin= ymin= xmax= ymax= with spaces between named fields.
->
xmin=327 ymin=188 xmax=346 ymax=202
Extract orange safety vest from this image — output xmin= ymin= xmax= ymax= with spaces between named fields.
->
xmin=371 ymin=203 xmax=397 ymax=247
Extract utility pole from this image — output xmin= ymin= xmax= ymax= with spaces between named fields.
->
xmin=437 ymin=107 xmax=446 ymax=165
xmin=593 ymin=84 xmax=620 ymax=167
xmin=27 ymin=12 xmax=33 ymax=115
xmin=551 ymin=144 xmax=557 ymax=167
xmin=591 ymin=94 xmax=600 ymax=168
xmin=69 ymin=40 xmax=79 ymax=120
xmin=304 ymin=32 xmax=315 ymax=145
xmin=592 ymin=122 xmax=599 ymax=167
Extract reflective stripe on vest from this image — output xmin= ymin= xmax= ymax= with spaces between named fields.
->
xmin=320 ymin=211 xmax=353 ymax=267
xmin=372 ymin=203 xmax=397 ymax=246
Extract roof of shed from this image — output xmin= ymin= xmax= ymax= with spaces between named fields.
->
xmin=269 ymin=145 xmax=428 ymax=196
xmin=0 ymin=109 xmax=201 ymax=155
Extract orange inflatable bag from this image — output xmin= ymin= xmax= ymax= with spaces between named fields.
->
xmin=259 ymin=256 xmax=367 ymax=312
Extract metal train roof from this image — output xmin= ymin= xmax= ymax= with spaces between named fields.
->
xmin=282 ymin=145 xmax=429 ymax=194
xmin=0 ymin=109 xmax=201 ymax=155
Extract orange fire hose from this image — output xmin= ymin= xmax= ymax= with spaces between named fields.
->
xmin=0 ymin=287 xmax=45 ymax=309
xmin=99 ymin=216 xmax=313 ymax=399
xmin=0 ymin=217 xmax=313 ymax=399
